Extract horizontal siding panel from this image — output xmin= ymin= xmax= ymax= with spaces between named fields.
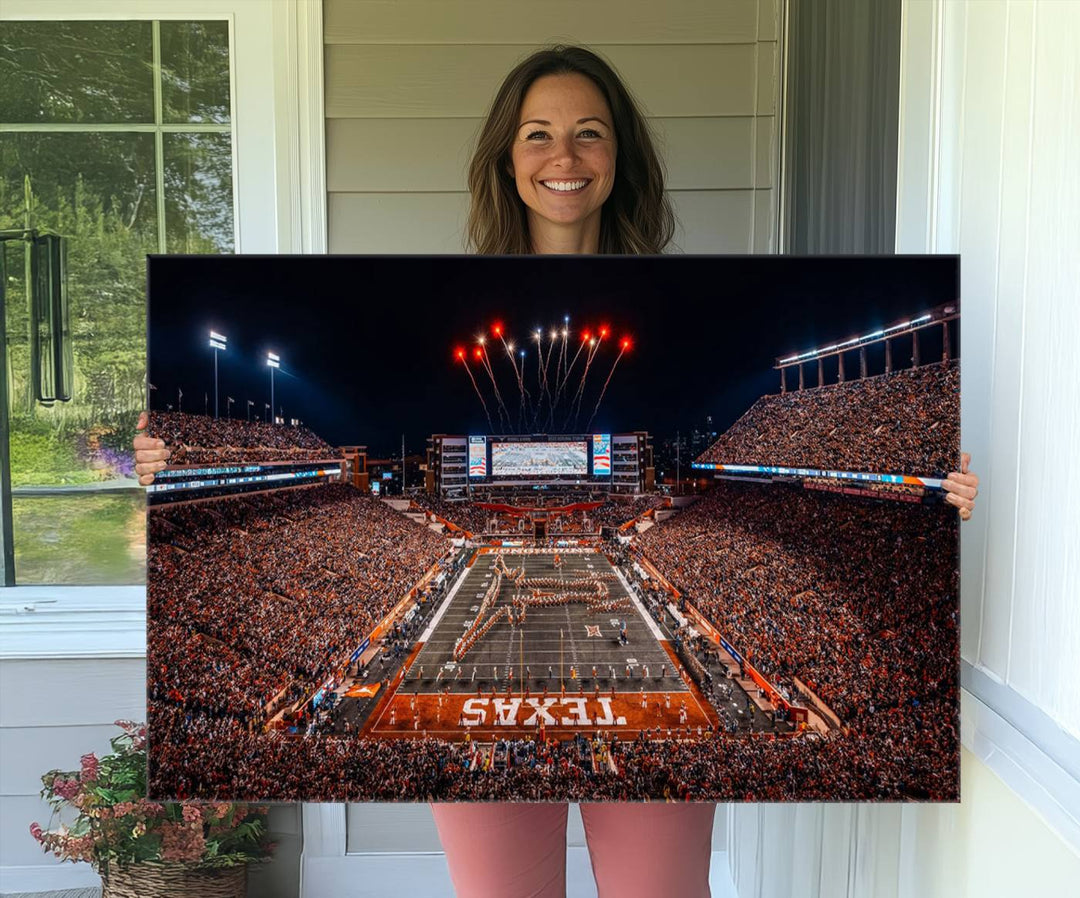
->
xmin=754 ymin=115 xmax=775 ymax=188
xmin=2 ymin=795 xmax=62 ymax=867
xmin=753 ymin=187 xmax=777 ymax=252
xmin=669 ymin=189 xmax=755 ymax=253
xmin=0 ymin=724 xmax=122 ymax=796
xmin=329 ymin=192 xmax=469 ymax=253
xmin=0 ymin=659 xmax=146 ymax=728
xmin=329 ymin=189 xmax=759 ymax=255
xmin=755 ymin=40 xmax=778 ymax=115
xmin=325 ymin=0 xmax=760 ymax=45
xmin=654 ymin=117 xmax=755 ymax=189
xmin=346 ymin=803 xmax=441 ymax=852
xmin=758 ymin=0 xmax=779 ymax=42
xmin=327 ymin=118 xmax=479 ymax=192
xmin=326 ymin=44 xmax=758 ymax=118
xmin=327 ymin=117 xmax=761 ymax=193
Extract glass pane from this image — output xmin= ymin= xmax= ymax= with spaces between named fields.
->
xmin=160 ymin=20 xmax=232 ymax=124
xmin=2 ymin=132 xmax=154 ymax=585
xmin=0 ymin=21 xmax=154 ymax=124
xmin=12 ymin=493 xmax=146 ymax=585
xmin=163 ymin=132 xmax=234 ymax=253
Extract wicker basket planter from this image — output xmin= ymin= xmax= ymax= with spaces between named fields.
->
xmin=101 ymin=862 xmax=247 ymax=898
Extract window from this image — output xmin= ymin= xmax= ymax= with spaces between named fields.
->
xmin=1 ymin=19 xmax=234 ymax=584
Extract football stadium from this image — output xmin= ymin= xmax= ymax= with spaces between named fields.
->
xmin=146 ymin=256 xmax=960 ymax=803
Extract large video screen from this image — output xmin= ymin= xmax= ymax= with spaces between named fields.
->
xmin=491 ymin=441 xmax=588 ymax=476
xmin=468 ymin=436 xmax=487 ymax=477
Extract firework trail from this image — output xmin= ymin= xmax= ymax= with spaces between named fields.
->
xmin=569 ymin=329 xmax=606 ymax=431
xmin=457 ymin=320 xmax=629 ymax=435
xmin=511 ymin=345 xmax=530 ymax=433
xmin=552 ymin=330 xmax=566 ymax=425
xmin=458 ymin=351 xmax=495 ymax=431
xmin=533 ymin=333 xmax=545 ymax=431
xmin=541 ymin=331 xmax=560 ymax=430
xmin=557 ymin=333 xmax=588 ymax=409
xmin=586 ymin=340 xmax=629 ymax=430
xmin=479 ymin=342 xmax=511 ymax=431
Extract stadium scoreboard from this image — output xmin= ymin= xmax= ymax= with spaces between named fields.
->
xmin=428 ymin=432 xmax=651 ymax=496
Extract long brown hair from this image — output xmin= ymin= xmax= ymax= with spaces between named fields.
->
xmin=467 ymin=46 xmax=675 ymax=255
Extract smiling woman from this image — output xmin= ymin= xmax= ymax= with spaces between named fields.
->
xmin=466 ymin=45 xmax=674 ymax=255
xmin=509 ymin=73 xmax=617 ymax=252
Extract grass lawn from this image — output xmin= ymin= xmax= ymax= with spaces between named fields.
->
xmin=12 ymin=491 xmax=146 ymax=584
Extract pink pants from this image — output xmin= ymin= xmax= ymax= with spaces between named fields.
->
xmin=430 ymin=802 xmax=715 ymax=898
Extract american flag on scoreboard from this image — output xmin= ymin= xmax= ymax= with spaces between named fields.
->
xmin=592 ymin=434 xmax=611 ymax=475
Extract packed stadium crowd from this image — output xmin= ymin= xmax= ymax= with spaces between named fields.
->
xmin=145 ymin=384 xmax=960 ymax=803
xmin=148 ymin=483 xmax=448 ymax=723
xmin=696 ymin=361 xmax=959 ymax=475
xmin=149 ymin=704 xmax=955 ymax=802
xmin=634 ymin=480 xmax=957 ymax=773
xmin=409 ymin=494 xmax=667 ymax=536
xmin=410 ymin=495 xmax=493 ymax=534
xmin=588 ymin=495 xmax=667 ymax=530
xmin=148 ymin=477 xmax=958 ymax=802
xmin=147 ymin=411 xmax=341 ymax=464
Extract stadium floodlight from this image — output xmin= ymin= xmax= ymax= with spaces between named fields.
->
xmin=884 ymin=320 xmax=910 ymax=333
xmin=267 ymin=351 xmax=280 ymax=424
xmin=865 ymin=329 xmax=885 ymax=339
xmin=208 ymin=330 xmax=227 ymax=418
xmin=913 ymin=313 xmax=932 ymax=323
xmin=778 ymin=354 xmax=799 ymax=364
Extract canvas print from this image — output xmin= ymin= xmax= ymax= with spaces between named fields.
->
xmin=146 ymin=255 xmax=960 ymax=802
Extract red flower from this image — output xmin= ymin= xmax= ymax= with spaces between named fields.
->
xmin=52 ymin=777 xmax=80 ymax=801
xmin=160 ymin=821 xmax=206 ymax=863
xmin=181 ymin=805 xmax=202 ymax=824
xmin=29 ymin=822 xmax=44 ymax=843
xmin=80 ymin=753 xmax=99 ymax=782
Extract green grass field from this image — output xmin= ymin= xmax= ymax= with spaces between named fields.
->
xmin=12 ymin=492 xmax=145 ymax=584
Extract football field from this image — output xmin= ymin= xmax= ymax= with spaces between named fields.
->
xmin=361 ymin=548 xmax=717 ymax=739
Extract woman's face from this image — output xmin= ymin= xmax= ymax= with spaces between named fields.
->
xmin=509 ymin=73 xmax=617 ymax=239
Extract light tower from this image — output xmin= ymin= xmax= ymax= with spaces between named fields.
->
xmin=208 ymin=331 xmax=227 ymax=418
xmin=266 ymin=351 xmax=280 ymax=423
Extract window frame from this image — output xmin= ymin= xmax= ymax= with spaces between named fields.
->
xmin=0 ymin=0 xmax=326 ymax=651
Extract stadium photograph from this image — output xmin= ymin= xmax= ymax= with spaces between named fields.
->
xmin=145 ymin=254 xmax=960 ymax=803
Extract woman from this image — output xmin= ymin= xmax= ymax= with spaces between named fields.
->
xmin=135 ymin=45 xmax=979 ymax=898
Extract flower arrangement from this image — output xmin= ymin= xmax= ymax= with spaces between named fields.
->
xmin=30 ymin=721 xmax=274 ymax=876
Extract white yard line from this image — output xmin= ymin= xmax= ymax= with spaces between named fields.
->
xmin=419 ymin=562 xmax=474 ymax=641
xmin=614 ymin=564 xmax=665 ymax=641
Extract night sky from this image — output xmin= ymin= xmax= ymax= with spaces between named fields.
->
xmin=148 ymin=255 xmax=959 ymax=456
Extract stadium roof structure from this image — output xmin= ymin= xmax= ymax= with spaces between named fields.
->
xmin=774 ymin=301 xmax=959 ymax=391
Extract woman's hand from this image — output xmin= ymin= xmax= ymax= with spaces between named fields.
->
xmin=133 ymin=411 xmax=170 ymax=486
xmin=942 ymin=451 xmax=979 ymax=521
